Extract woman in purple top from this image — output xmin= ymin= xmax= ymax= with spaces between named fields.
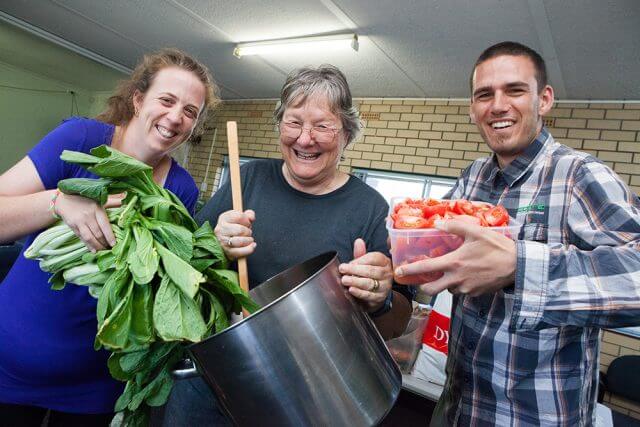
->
xmin=0 ymin=48 xmax=218 ymax=426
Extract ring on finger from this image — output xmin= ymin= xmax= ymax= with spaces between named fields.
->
xmin=227 ymin=236 xmax=234 ymax=247
xmin=371 ymin=279 xmax=380 ymax=293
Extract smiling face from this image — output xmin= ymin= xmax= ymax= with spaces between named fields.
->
xmin=279 ymin=94 xmax=347 ymax=193
xmin=470 ymin=55 xmax=554 ymax=168
xmin=132 ymin=66 xmax=206 ymax=159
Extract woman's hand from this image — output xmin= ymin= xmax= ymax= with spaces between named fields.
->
xmin=214 ymin=209 xmax=256 ymax=260
xmin=339 ymin=238 xmax=393 ymax=312
xmin=54 ymin=192 xmax=124 ymax=252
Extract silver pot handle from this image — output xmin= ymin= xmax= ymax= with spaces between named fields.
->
xmin=171 ymin=358 xmax=200 ymax=380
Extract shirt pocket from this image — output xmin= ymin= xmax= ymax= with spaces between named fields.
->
xmin=520 ymin=223 xmax=548 ymax=243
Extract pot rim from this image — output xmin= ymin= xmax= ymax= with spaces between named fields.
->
xmin=188 ymin=251 xmax=339 ymax=349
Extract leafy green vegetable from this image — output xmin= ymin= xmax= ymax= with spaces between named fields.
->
xmin=155 ymin=242 xmax=203 ymax=299
xmin=24 ymin=145 xmax=260 ymax=426
xmin=58 ymin=177 xmax=112 ymax=205
xmin=128 ymin=226 xmax=159 ymax=285
xmin=153 ymin=275 xmax=207 ymax=342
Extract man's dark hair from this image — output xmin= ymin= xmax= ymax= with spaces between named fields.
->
xmin=470 ymin=41 xmax=548 ymax=94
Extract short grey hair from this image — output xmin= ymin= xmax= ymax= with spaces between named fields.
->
xmin=273 ymin=65 xmax=362 ymax=146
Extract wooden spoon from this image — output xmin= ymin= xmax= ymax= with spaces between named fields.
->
xmin=226 ymin=121 xmax=250 ymax=316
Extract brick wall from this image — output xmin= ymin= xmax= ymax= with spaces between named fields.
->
xmin=184 ymin=98 xmax=640 ymax=417
xmin=600 ymin=330 xmax=640 ymax=418
xmin=186 ymin=99 xmax=640 ymax=197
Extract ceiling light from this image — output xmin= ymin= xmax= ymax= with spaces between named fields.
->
xmin=234 ymin=33 xmax=358 ymax=58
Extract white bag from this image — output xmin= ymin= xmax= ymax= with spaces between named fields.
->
xmin=411 ymin=291 xmax=452 ymax=386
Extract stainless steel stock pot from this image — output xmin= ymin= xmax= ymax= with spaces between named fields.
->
xmin=173 ymin=252 xmax=401 ymax=426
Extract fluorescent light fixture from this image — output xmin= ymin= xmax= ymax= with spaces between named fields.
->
xmin=234 ymin=33 xmax=358 ymax=58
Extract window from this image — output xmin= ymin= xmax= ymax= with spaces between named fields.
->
xmin=352 ymin=169 xmax=456 ymax=205
xmin=217 ymin=161 xmax=456 ymax=204
xmin=218 ymin=156 xmax=256 ymax=190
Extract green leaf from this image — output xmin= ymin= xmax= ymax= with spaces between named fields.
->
xmin=211 ymin=292 xmax=229 ymax=333
xmin=145 ymin=376 xmax=173 ymax=407
xmin=117 ymin=195 xmax=139 ymax=229
xmin=128 ymin=225 xmax=159 ymax=285
xmin=58 ymin=177 xmax=112 ymax=205
xmin=127 ymin=367 xmax=172 ymax=411
xmin=192 ymin=247 xmax=212 ymax=258
xmin=117 ymin=342 xmax=176 ymax=379
xmin=146 ymin=219 xmax=193 ymax=262
xmin=24 ymin=224 xmax=73 ymax=258
xmin=48 ymin=271 xmax=66 ymax=290
xmin=108 ymin=352 xmax=130 ymax=381
xmin=140 ymin=195 xmax=173 ymax=212
xmin=207 ymin=269 xmax=261 ymax=314
xmin=112 ymin=227 xmax=132 ymax=270
xmin=96 ymin=250 xmax=116 ymax=272
xmin=153 ymin=276 xmax=207 ymax=342
xmin=155 ymin=242 xmax=204 ymax=299
xmin=129 ymin=284 xmax=154 ymax=346
xmin=63 ymin=263 xmax=111 ymax=286
xmin=39 ymin=240 xmax=86 ymax=257
xmin=97 ymin=278 xmax=133 ymax=350
xmin=88 ymin=285 xmax=103 ymax=299
xmin=193 ymin=222 xmax=227 ymax=269
xmin=39 ymin=245 xmax=89 ymax=273
xmin=97 ymin=268 xmax=130 ymax=326
xmin=160 ymin=187 xmax=197 ymax=230
xmin=115 ymin=380 xmax=138 ymax=412
xmin=87 ymin=145 xmax=153 ymax=178
xmin=121 ymin=408 xmax=149 ymax=427
xmin=190 ymin=258 xmax=216 ymax=272
xmin=62 ymin=263 xmax=100 ymax=282
xmin=200 ymin=288 xmax=229 ymax=334
xmin=81 ymin=250 xmax=98 ymax=264
xmin=60 ymin=150 xmax=101 ymax=166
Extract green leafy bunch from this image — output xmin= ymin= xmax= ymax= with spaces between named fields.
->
xmin=25 ymin=145 xmax=259 ymax=426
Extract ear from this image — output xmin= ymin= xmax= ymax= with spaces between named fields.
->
xmin=132 ymin=90 xmax=144 ymax=112
xmin=469 ymin=102 xmax=477 ymax=124
xmin=538 ymin=85 xmax=554 ymax=116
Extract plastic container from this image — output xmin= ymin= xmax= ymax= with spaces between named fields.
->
xmin=387 ymin=198 xmax=519 ymax=285
xmin=385 ymin=304 xmax=431 ymax=373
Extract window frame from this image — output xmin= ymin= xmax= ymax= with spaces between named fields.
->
xmin=218 ymin=155 xmax=257 ymax=190
xmin=351 ymin=168 xmax=457 ymax=203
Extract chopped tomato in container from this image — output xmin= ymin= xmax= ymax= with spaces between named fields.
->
xmin=387 ymin=197 xmax=517 ymax=285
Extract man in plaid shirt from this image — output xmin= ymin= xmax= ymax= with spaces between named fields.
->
xmin=396 ymin=41 xmax=640 ymax=425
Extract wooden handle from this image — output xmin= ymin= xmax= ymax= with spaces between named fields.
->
xmin=226 ymin=121 xmax=250 ymax=315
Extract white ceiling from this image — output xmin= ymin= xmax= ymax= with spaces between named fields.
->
xmin=1 ymin=0 xmax=639 ymax=100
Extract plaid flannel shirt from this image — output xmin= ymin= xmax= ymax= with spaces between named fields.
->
xmin=439 ymin=128 xmax=640 ymax=426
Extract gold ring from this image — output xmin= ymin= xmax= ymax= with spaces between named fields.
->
xmin=227 ymin=236 xmax=233 ymax=247
xmin=371 ymin=279 xmax=380 ymax=292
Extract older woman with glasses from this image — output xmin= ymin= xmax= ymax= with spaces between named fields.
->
xmin=161 ymin=65 xmax=413 ymax=426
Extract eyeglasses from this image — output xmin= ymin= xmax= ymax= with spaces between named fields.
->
xmin=279 ymin=121 xmax=342 ymax=144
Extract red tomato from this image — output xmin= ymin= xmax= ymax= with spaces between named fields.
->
xmin=393 ymin=215 xmax=429 ymax=229
xmin=392 ymin=198 xmax=508 ymax=230
xmin=422 ymin=203 xmax=448 ymax=218
xmin=424 ymin=213 xmax=443 ymax=228
xmin=453 ymin=200 xmax=475 ymax=215
xmin=473 ymin=211 xmax=489 ymax=226
xmin=429 ymin=245 xmax=449 ymax=258
xmin=396 ymin=206 xmax=424 ymax=217
xmin=483 ymin=206 xmax=509 ymax=227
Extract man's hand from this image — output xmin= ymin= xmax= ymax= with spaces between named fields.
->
xmin=394 ymin=219 xmax=517 ymax=297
